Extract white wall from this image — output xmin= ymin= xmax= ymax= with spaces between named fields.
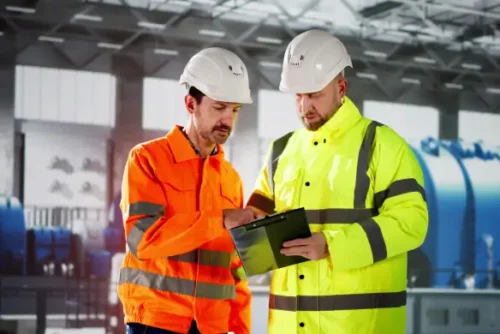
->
xmin=22 ymin=121 xmax=109 ymax=209
xmin=142 ymin=77 xmax=188 ymax=131
xmin=15 ymin=65 xmax=116 ymax=127
xmin=258 ymin=89 xmax=301 ymax=139
xmin=459 ymin=110 xmax=500 ymax=145
xmin=363 ymin=100 xmax=440 ymax=145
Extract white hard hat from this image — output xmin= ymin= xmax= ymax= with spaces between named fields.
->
xmin=180 ymin=47 xmax=253 ymax=104
xmin=279 ymin=30 xmax=353 ymax=94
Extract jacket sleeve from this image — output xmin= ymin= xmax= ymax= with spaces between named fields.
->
xmin=246 ymin=143 xmax=275 ymax=214
xmin=229 ymin=182 xmax=252 ymax=334
xmin=121 ymin=146 xmax=226 ymax=260
xmin=324 ymin=126 xmax=429 ymax=271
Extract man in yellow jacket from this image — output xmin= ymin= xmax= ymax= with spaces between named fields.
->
xmin=247 ymin=29 xmax=429 ymax=333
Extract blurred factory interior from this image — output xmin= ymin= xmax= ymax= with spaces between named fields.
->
xmin=1 ymin=0 xmax=500 ymax=333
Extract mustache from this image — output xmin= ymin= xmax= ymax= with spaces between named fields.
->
xmin=213 ymin=125 xmax=231 ymax=132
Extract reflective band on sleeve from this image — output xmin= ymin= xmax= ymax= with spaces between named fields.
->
xmin=127 ymin=216 xmax=159 ymax=258
xmin=305 ymin=208 xmax=378 ymax=224
xmin=247 ymin=192 xmax=275 ymax=214
xmin=231 ymin=266 xmax=247 ymax=281
xmin=129 ymin=202 xmax=165 ymax=216
xmin=119 ymin=267 xmax=236 ymax=300
xmin=374 ymin=178 xmax=426 ymax=209
xmin=269 ymin=291 xmax=406 ymax=311
xmin=359 ymin=218 xmax=387 ymax=263
xmin=354 ymin=121 xmax=382 ymax=208
xmin=169 ymin=249 xmax=232 ymax=268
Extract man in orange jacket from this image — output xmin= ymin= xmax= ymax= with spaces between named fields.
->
xmin=119 ymin=47 xmax=260 ymax=334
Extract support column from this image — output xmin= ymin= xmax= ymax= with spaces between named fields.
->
xmin=436 ymin=91 xmax=459 ymax=140
xmin=0 ymin=64 xmax=16 ymax=197
xmin=110 ymin=55 xmax=145 ymax=204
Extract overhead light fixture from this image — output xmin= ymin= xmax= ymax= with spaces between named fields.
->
xmin=38 ymin=36 xmax=64 ymax=43
xmin=256 ymin=36 xmax=282 ymax=44
xmin=138 ymin=21 xmax=165 ymax=30
xmin=259 ymin=61 xmax=281 ymax=68
xmin=0 ymin=31 xmax=3 ymax=37
xmin=97 ymin=42 xmax=122 ymax=50
xmin=73 ymin=13 xmax=103 ymax=22
xmin=461 ymin=63 xmax=482 ymax=70
xmin=199 ymin=29 xmax=225 ymax=37
xmin=486 ymin=87 xmax=500 ymax=94
xmin=401 ymin=77 xmax=421 ymax=85
xmin=356 ymin=72 xmax=378 ymax=80
xmin=166 ymin=0 xmax=191 ymax=6
xmin=445 ymin=83 xmax=463 ymax=90
xmin=364 ymin=50 xmax=387 ymax=58
xmin=413 ymin=56 xmax=436 ymax=64
xmin=5 ymin=6 xmax=36 ymax=14
xmin=154 ymin=48 xmax=179 ymax=56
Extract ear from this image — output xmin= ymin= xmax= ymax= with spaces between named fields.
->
xmin=185 ymin=94 xmax=196 ymax=115
xmin=338 ymin=79 xmax=348 ymax=98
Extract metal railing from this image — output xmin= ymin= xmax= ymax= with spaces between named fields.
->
xmin=23 ymin=206 xmax=107 ymax=231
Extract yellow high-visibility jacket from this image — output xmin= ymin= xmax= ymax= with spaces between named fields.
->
xmin=247 ymin=96 xmax=428 ymax=334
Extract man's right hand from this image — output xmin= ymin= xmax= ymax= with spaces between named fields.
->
xmin=223 ymin=208 xmax=263 ymax=230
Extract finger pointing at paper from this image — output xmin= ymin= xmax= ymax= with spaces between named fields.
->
xmin=280 ymin=232 xmax=329 ymax=261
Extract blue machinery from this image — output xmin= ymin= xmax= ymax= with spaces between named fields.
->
xmin=413 ymin=138 xmax=500 ymax=288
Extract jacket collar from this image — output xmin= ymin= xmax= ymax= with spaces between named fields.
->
xmin=306 ymin=96 xmax=362 ymax=141
xmin=167 ymin=125 xmax=224 ymax=163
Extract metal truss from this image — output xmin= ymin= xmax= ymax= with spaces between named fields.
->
xmin=1 ymin=0 xmax=500 ymax=110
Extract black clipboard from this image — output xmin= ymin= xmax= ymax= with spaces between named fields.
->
xmin=229 ymin=208 xmax=312 ymax=277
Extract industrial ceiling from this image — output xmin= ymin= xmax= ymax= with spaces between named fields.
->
xmin=2 ymin=0 xmax=500 ymax=103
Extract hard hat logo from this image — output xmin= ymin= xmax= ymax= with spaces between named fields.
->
xmin=228 ymin=65 xmax=244 ymax=76
xmin=288 ymin=54 xmax=305 ymax=67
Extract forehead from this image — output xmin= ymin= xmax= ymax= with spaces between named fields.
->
xmin=205 ymin=96 xmax=241 ymax=108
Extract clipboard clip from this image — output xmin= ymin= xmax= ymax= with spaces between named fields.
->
xmin=245 ymin=214 xmax=288 ymax=231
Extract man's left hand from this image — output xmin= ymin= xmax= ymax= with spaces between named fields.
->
xmin=280 ymin=233 xmax=329 ymax=260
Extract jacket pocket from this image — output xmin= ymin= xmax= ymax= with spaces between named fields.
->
xmin=156 ymin=172 xmax=197 ymax=214
xmin=220 ymin=180 xmax=241 ymax=209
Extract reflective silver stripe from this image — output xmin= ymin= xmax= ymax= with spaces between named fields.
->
xmin=129 ymin=202 xmax=165 ymax=216
xmin=359 ymin=218 xmax=387 ymax=263
xmin=269 ymin=291 xmax=406 ymax=311
xmin=306 ymin=208 xmax=378 ymax=224
xmin=119 ymin=267 xmax=236 ymax=300
xmin=169 ymin=249 xmax=232 ymax=268
xmin=354 ymin=121 xmax=382 ymax=208
xmin=374 ymin=178 xmax=426 ymax=209
xmin=127 ymin=216 xmax=159 ymax=258
xmin=247 ymin=192 xmax=275 ymax=214
xmin=268 ymin=131 xmax=294 ymax=198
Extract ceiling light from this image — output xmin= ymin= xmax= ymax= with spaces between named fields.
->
xmin=154 ymin=48 xmax=179 ymax=56
xmin=5 ymin=6 xmax=35 ymax=14
xmin=364 ymin=50 xmax=387 ymax=58
xmin=356 ymin=72 xmax=378 ymax=80
xmin=413 ymin=56 xmax=436 ymax=64
xmin=401 ymin=77 xmax=421 ymax=84
xmin=73 ymin=14 xmax=103 ymax=22
xmin=486 ymin=87 xmax=500 ymax=94
xmin=445 ymin=83 xmax=463 ymax=90
xmin=97 ymin=42 xmax=122 ymax=50
xmin=199 ymin=29 xmax=225 ymax=37
xmin=0 ymin=31 xmax=3 ymax=37
xmin=256 ymin=36 xmax=282 ymax=44
xmin=138 ymin=21 xmax=165 ymax=30
xmin=259 ymin=61 xmax=281 ymax=68
xmin=38 ymin=36 xmax=64 ymax=43
xmin=461 ymin=63 xmax=482 ymax=70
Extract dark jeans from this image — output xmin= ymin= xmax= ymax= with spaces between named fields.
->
xmin=126 ymin=321 xmax=219 ymax=334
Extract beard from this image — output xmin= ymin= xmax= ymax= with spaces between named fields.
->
xmin=200 ymin=125 xmax=232 ymax=144
xmin=301 ymin=112 xmax=329 ymax=131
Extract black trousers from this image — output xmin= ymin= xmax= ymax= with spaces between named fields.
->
xmin=126 ymin=321 xmax=227 ymax=334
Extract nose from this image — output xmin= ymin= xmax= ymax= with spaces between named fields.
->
xmin=298 ymin=95 xmax=313 ymax=114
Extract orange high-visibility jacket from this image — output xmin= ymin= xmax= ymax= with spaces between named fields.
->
xmin=117 ymin=126 xmax=251 ymax=334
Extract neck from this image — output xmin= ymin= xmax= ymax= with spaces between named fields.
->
xmin=184 ymin=121 xmax=216 ymax=158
